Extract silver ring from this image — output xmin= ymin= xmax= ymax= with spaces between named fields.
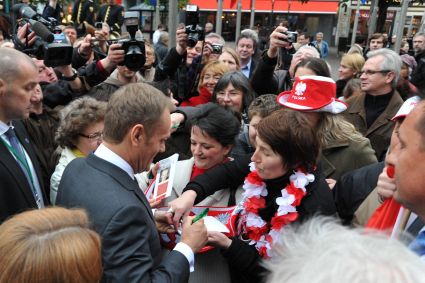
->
xmin=167 ymin=207 xmax=174 ymax=214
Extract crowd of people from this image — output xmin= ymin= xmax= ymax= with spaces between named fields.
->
xmin=1 ymin=6 xmax=425 ymax=282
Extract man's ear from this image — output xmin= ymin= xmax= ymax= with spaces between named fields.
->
xmin=130 ymin=124 xmax=145 ymax=146
xmin=386 ymin=71 xmax=396 ymax=85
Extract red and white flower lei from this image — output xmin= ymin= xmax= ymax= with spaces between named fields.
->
xmin=238 ymin=162 xmax=315 ymax=259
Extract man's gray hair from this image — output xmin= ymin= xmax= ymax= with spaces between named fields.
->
xmin=414 ymin=32 xmax=425 ymax=39
xmin=266 ymin=217 xmax=425 ymax=283
xmin=205 ymin=32 xmax=225 ymax=46
xmin=316 ymin=32 xmax=324 ymax=37
xmin=367 ymin=48 xmax=402 ymax=88
xmin=295 ymin=45 xmax=321 ymax=58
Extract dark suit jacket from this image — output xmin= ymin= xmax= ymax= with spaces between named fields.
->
xmin=56 ymin=154 xmax=189 ymax=283
xmin=0 ymin=121 xmax=48 ymax=223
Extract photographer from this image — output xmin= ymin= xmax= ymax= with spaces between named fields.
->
xmin=250 ymin=25 xmax=290 ymax=95
xmin=250 ymin=25 xmax=320 ymax=95
xmin=155 ymin=24 xmax=225 ymax=102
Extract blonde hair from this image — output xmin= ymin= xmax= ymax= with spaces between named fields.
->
xmin=198 ymin=60 xmax=229 ymax=91
xmin=340 ymin=53 xmax=365 ymax=78
xmin=0 ymin=207 xmax=102 ymax=283
xmin=221 ymin=47 xmax=241 ymax=70
xmin=318 ymin=113 xmax=366 ymax=147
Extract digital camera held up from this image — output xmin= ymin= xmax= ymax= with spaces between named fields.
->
xmin=12 ymin=4 xmax=73 ymax=67
xmin=281 ymin=31 xmax=298 ymax=44
xmin=184 ymin=5 xmax=204 ymax=48
xmin=117 ymin=11 xmax=145 ymax=71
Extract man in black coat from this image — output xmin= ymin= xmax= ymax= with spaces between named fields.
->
xmin=410 ymin=32 xmax=425 ymax=93
xmin=0 ymin=48 xmax=49 ymax=223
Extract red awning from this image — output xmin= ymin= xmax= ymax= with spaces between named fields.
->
xmin=190 ymin=0 xmax=339 ymax=14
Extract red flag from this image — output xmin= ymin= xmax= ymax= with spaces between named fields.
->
xmin=365 ymin=198 xmax=401 ymax=231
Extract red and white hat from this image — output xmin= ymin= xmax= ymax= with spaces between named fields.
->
xmin=391 ymin=96 xmax=421 ymax=121
xmin=277 ymin=76 xmax=348 ymax=114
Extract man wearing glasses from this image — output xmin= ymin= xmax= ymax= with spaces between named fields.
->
xmin=343 ymin=48 xmax=404 ymax=161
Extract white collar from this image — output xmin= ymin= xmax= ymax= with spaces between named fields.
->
xmin=94 ymin=143 xmax=135 ymax=179
xmin=0 ymin=121 xmax=13 ymax=136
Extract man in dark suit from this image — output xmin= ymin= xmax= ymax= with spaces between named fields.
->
xmin=57 ymin=83 xmax=208 ymax=282
xmin=236 ymin=29 xmax=258 ymax=79
xmin=96 ymin=0 xmax=124 ymax=34
xmin=0 ymin=48 xmax=48 ymax=223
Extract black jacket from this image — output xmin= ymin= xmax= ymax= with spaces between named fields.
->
xmin=250 ymin=50 xmax=288 ymax=95
xmin=184 ymin=154 xmax=336 ymax=283
xmin=333 ymin=161 xmax=385 ymax=225
xmin=411 ymin=52 xmax=425 ymax=93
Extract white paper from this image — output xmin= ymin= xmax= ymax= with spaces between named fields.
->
xmin=203 ymin=216 xmax=230 ymax=233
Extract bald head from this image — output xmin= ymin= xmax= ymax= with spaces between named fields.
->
xmin=0 ymin=48 xmax=36 ymax=82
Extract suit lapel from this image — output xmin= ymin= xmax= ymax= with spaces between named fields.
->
xmin=87 ymin=154 xmax=154 ymax=221
xmin=0 ymin=136 xmax=36 ymax=206
xmin=13 ymin=121 xmax=48 ymax=203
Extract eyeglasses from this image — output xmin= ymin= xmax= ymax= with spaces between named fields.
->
xmin=359 ymin=69 xmax=392 ymax=76
xmin=79 ymin=132 xmax=103 ymax=140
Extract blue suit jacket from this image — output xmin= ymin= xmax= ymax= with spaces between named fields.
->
xmin=57 ymin=154 xmax=190 ymax=283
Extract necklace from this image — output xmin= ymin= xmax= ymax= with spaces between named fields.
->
xmin=238 ymin=162 xmax=315 ymax=259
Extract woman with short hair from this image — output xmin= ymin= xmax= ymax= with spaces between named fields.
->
xmin=180 ymin=60 xmax=228 ymax=106
xmin=50 ymin=97 xmax=107 ymax=204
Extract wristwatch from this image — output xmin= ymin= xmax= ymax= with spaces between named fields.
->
xmin=62 ymin=69 xmax=78 ymax=81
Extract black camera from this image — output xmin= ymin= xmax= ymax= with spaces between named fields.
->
xmin=281 ymin=31 xmax=298 ymax=44
xmin=184 ymin=5 xmax=204 ymax=48
xmin=12 ymin=4 xmax=73 ymax=67
xmin=117 ymin=11 xmax=145 ymax=71
xmin=95 ymin=22 xmax=103 ymax=30
xmin=211 ymin=43 xmax=223 ymax=54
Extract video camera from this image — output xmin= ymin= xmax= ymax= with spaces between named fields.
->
xmin=185 ymin=5 xmax=204 ymax=48
xmin=116 ymin=11 xmax=145 ymax=71
xmin=12 ymin=4 xmax=73 ymax=67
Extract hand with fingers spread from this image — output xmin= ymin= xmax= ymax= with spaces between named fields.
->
xmin=168 ymin=190 xmax=197 ymax=231
xmin=181 ymin=216 xmax=208 ymax=253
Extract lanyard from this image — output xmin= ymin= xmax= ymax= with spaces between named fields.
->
xmin=0 ymin=137 xmax=35 ymax=185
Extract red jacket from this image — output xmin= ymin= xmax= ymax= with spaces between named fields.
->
xmin=180 ymin=86 xmax=212 ymax=107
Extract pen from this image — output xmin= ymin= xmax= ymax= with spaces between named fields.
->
xmin=192 ymin=208 xmax=209 ymax=224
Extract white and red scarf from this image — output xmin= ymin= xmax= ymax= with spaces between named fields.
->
xmin=237 ymin=162 xmax=315 ymax=259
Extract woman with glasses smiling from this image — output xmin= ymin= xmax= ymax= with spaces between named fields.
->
xmin=50 ymin=97 xmax=107 ymax=204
